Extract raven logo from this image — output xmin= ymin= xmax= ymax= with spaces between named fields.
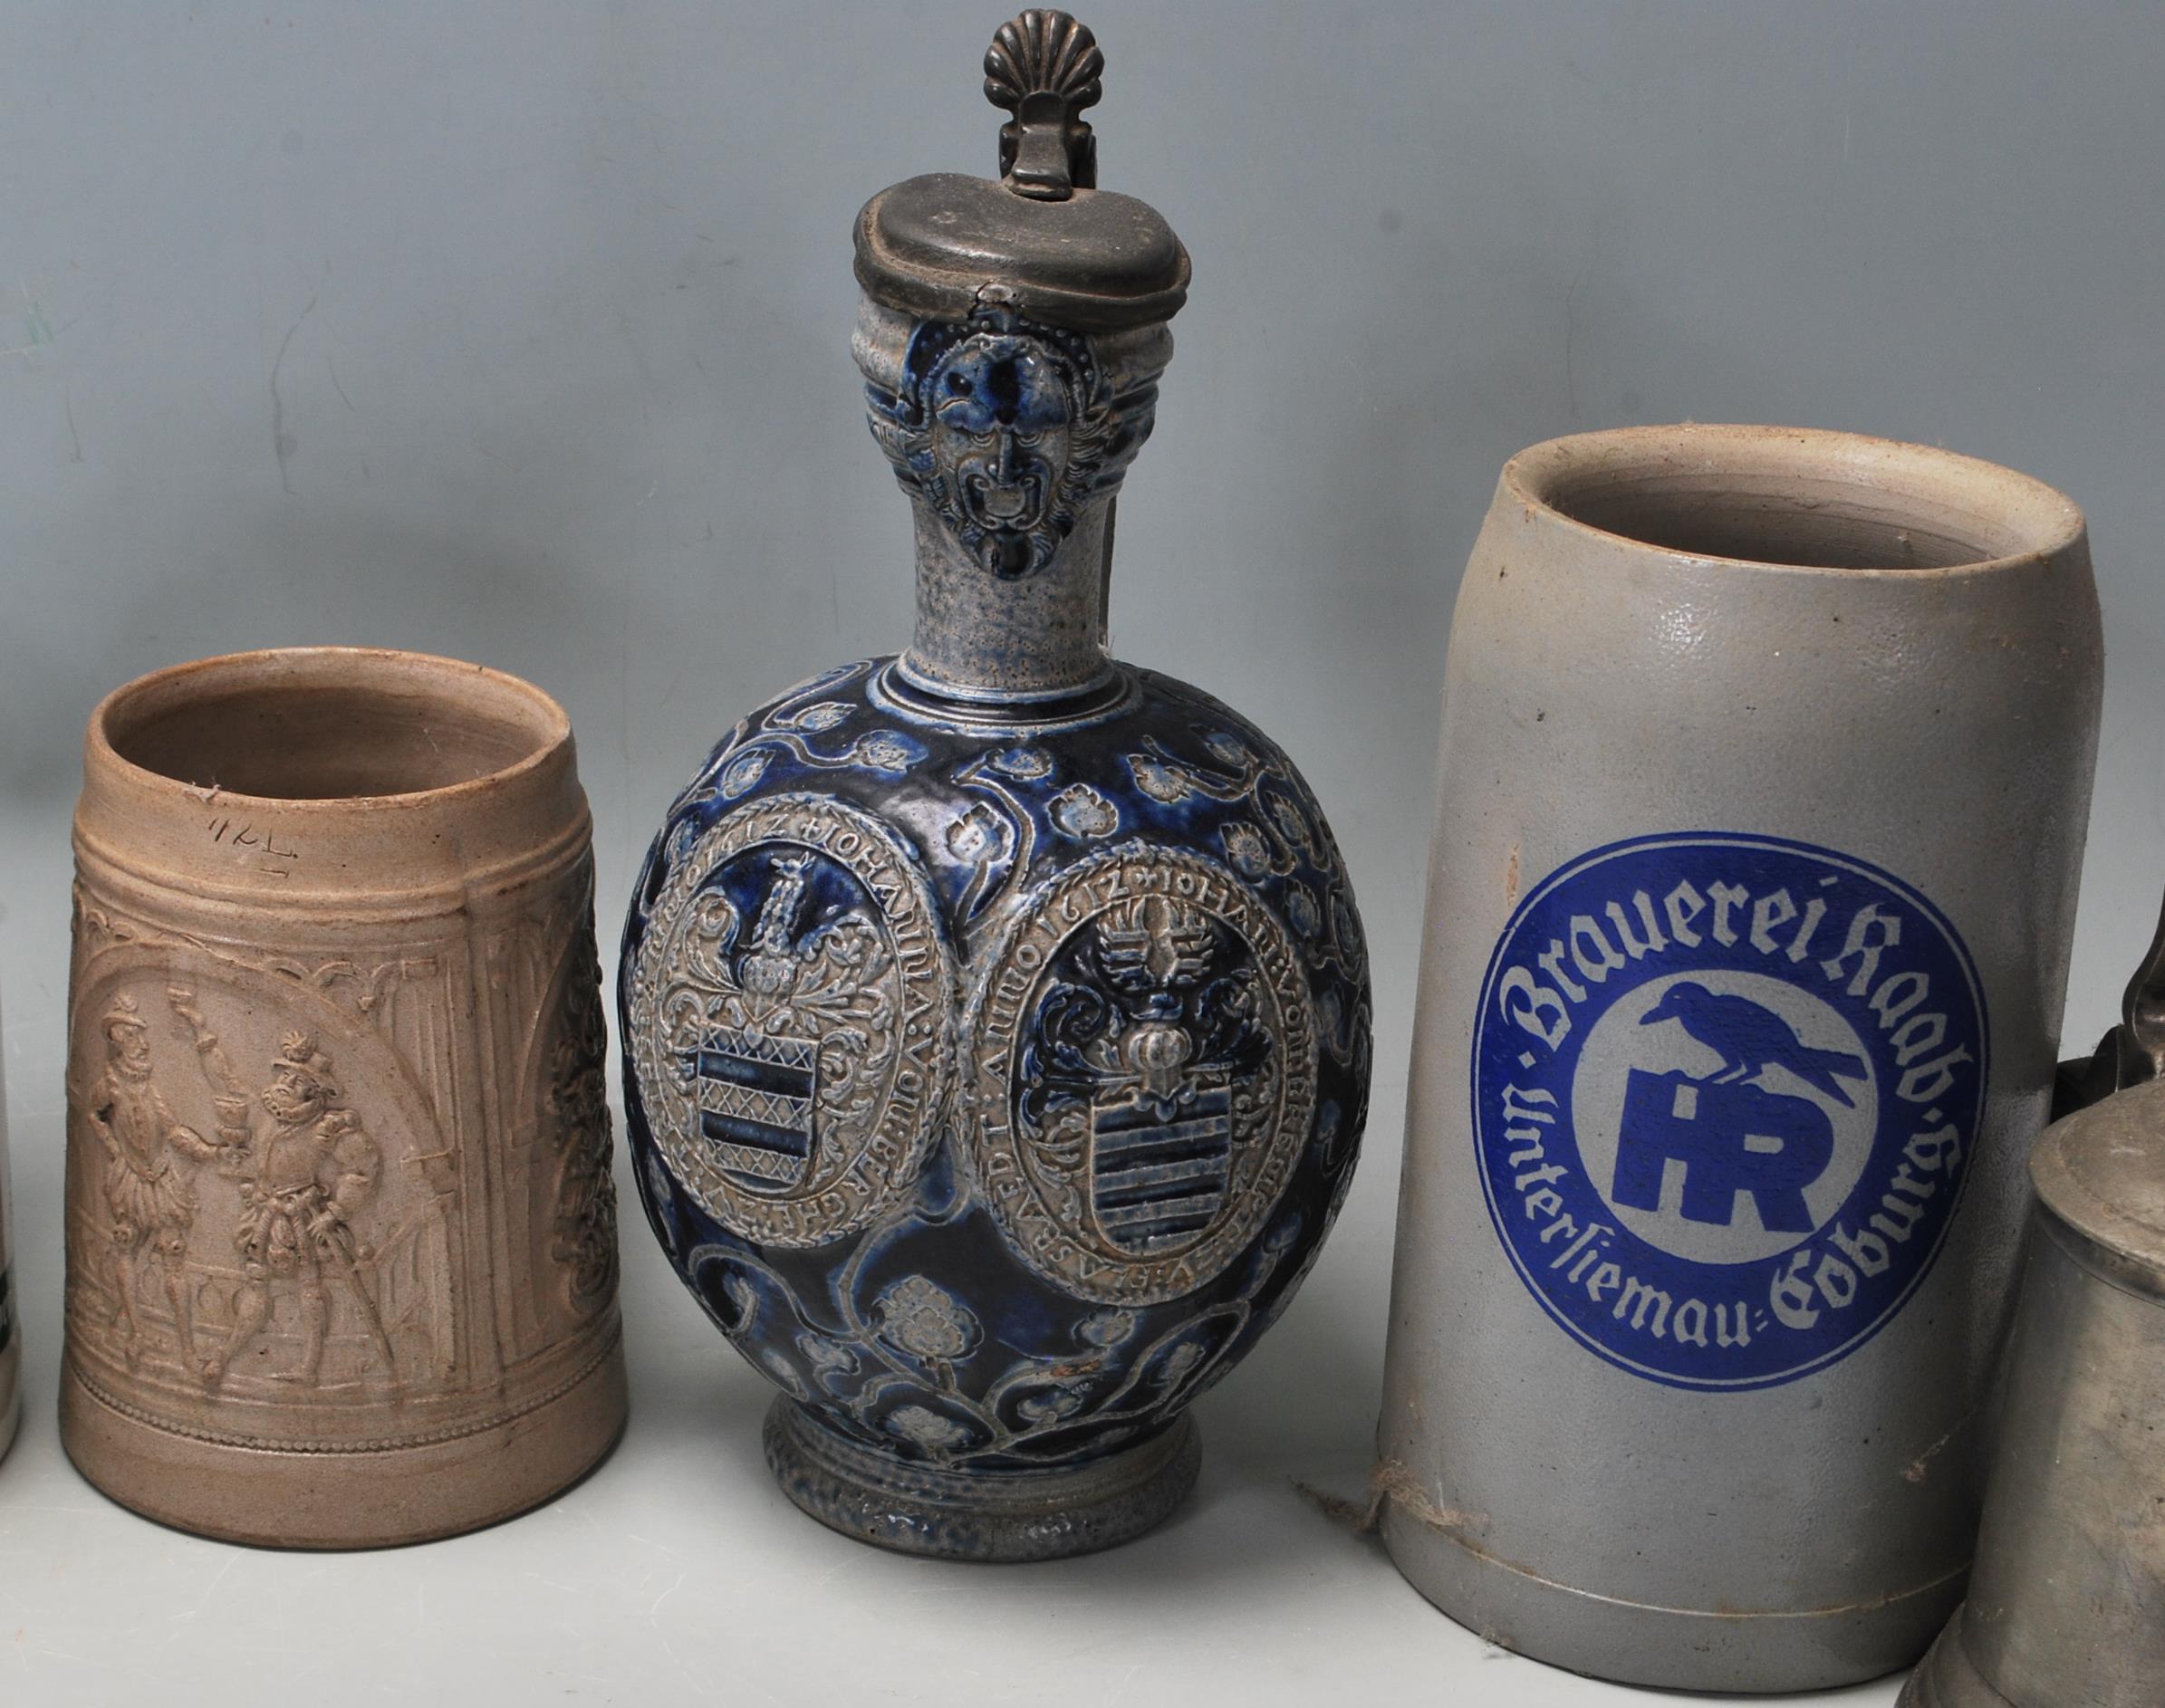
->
xmin=1641 ymin=982 xmax=1869 ymax=1107
xmin=1613 ymin=982 xmax=1870 ymax=1233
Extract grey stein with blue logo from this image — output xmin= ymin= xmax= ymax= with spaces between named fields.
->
xmin=1383 ymin=423 xmax=2102 ymax=1691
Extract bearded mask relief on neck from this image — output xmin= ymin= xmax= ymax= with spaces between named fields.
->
xmin=868 ymin=304 xmax=1130 ymax=581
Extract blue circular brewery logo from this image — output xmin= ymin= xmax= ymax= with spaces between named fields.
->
xmin=1473 ymin=832 xmax=1987 ymax=1391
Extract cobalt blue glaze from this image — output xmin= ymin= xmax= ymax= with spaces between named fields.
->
xmin=621 ymin=658 xmax=1370 ymax=1487
xmin=621 ymin=10 xmax=1366 ymax=1557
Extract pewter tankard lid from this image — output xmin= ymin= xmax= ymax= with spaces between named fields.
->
xmin=2031 ymin=1076 xmax=2165 ymax=1298
xmin=853 ymin=10 xmax=1190 ymax=331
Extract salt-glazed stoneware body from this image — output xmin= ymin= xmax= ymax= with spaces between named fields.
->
xmin=63 ymin=648 xmax=628 ymax=1547
xmin=0 ymin=1017 xmax=18 ymax=1463
xmin=621 ymin=12 xmax=1370 ymax=1560
xmin=1381 ymin=426 xmax=2102 ymax=1691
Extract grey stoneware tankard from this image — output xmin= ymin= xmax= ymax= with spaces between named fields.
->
xmin=1381 ymin=425 xmax=2103 ymax=1692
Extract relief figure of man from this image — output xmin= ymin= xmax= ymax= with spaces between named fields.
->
xmin=87 ymin=995 xmax=225 ymax=1368
xmin=202 ymin=1031 xmax=398 ymax=1388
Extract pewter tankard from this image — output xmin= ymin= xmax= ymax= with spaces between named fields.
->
xmin=1899 ymin=1077 xmax=2165 ymax=1707
xmin=1902 ymin=914 xmax=2165 ymax=1708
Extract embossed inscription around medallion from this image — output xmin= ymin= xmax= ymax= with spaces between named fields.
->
xmin=967 ymin=846 xmax=1318 ymax=1306
xmin=629 ymin=795 xmax=956 ymax=1247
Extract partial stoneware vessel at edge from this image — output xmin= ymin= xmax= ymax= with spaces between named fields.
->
xmin=1 ymin=1020 xmax=18 ymax=1463
xmin=63 ymin=648 xmax=628 ymax=1547
xmin=621 ymin=11 xmax=1371 ymax=1560
xmin=1381 ymin=426 xmax=2102 ymax=1691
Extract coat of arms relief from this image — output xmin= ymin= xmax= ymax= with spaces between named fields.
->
xmin=677 ymin=852 xmax=898 ymax=1196
xmin=629 ymin=794 xmax=956 ymax=1249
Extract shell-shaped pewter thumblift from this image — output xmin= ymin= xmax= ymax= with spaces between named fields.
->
xmin=984 ymin=9 xmax=1103 ymax=113
xmin=984 ymin=9 xmax=1104 ymax=198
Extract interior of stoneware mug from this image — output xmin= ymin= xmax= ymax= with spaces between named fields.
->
xmin=1519 ymin=427 xmax=2082 ymax=571
xmin=100 ymin=650 xmax=565 ymax=801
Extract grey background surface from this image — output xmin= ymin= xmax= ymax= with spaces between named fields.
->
xmin=0 ymin=3 xmax=2159 ymax=1702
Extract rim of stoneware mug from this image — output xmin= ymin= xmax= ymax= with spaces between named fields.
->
xmin=88 ymin=646 xmax=573 ymax=811
xmin=1504 ymin=423 xmax=2084 ymax=575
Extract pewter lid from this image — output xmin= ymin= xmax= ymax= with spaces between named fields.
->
xmin=2031 ymin=1077 xmax=2165 ymax=1295
xmin=853 ymin=10 xmax=1190 ymax=331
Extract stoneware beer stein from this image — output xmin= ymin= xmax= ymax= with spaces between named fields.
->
xmin=1 ymin=1016 xmax=18 ymax=1463
xmin=1900 ymin=937 xmax=2165 ymax=1707
xmin=1381 ymin=425 xmax=2102 ymax=1690
xmin=63 ymin=648 xmax=627 ymax=1546
xmin=621 ymin=11 xmax=1371 ymax=1559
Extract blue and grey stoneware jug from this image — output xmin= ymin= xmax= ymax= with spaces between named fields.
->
xmin=621 ymin=10 xmax=1371 ymax=1559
